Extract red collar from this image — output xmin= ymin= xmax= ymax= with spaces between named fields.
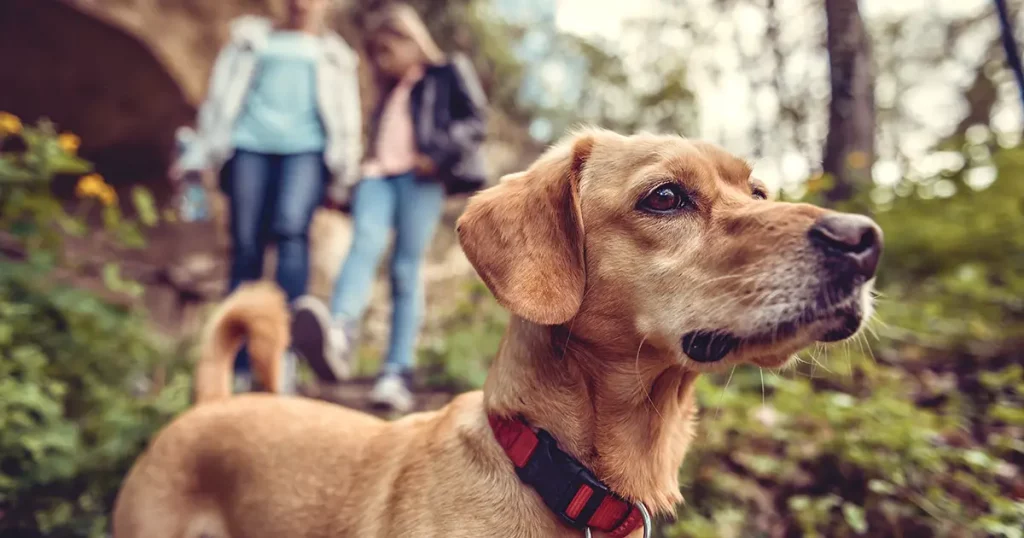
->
xmin=488 ymin=415 xmax=645 ymax=537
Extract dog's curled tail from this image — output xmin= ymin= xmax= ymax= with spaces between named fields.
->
xmin=193 ymin=281 xmax=290 ymax=404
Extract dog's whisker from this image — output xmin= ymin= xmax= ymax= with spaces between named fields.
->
xmin=759 ymin=368 xmax=766 ymax=407
xmin=559 ymin=282 xmax=600 ymax=361
xmin=788 ymin=355 xmax=813 ymax=379
xmin=808 ymin=345 xmax=833 ymax=375
xmin=713 ymin=366 xmax=737 ymax=422
xmin=560 ymin=320 xmax=576 ymax=362
xmin=856 ymin=330 xmax=878 ymax=365
xmin=863 ymin=314 xmax=886 ymax=342
xmin=634 ymin=335 xmax=663 ymax=420
xmin=871 ymin=315 xmax=893 ymax=332
xmin=841 ymin=340 xmax=854 ymax=376
xmin=852 ymin=334 xmax=867 ymax=369
xmin=700 ymin=271 xmax=764 ymax=286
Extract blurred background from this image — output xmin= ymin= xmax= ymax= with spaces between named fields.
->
xmin=1 ymin=0 xmax=1023 ymax=536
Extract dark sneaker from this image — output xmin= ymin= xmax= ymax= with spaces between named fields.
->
xmin=292 ymin=295 xmax=353 ymax=382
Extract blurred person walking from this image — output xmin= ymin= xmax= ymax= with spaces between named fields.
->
xmin=171 ymin=0 xmax=362 ymax=394
xmin=292 ymin=3 xmax=487 ymax=413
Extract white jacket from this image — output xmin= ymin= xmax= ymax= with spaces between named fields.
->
xmin=177 ymin=16 xmax=362 ymax=201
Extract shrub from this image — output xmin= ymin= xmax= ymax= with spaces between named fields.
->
xmin=418 ymin=279 xmax=508 ymax=391
xmin=0 ymin=263 xmax=191 ymax=538
xmin=0 ymin=114 xmax=188 ymax=538
xmin=667 ymin=359 xmax=1023 ymax=538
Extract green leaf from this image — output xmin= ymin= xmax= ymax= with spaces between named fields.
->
xmin=0 ymin=156 xmax=38 ymax=184
xmin=102 ymin=204 xmax=121 ymax=230
xmin=131 ymin=187 xmax=159 ymax=227
xmin=842 ymin=503 xmax=868 ymax=534
xmin=115 ymin=221 xmax=146 ymax=249
xmin=57 ymin=214 xmax=87 ymax=237
xmin=26 ymin=249 xmax=56 ymax=271
xmin=964 ymin=449 xmax=994 ymax=470
xmin=48 ymin=153 xmax=92 ymax=175
xmin=101 ymin=263 xmax=143 ymax=297
xmin=868 ymin=479 xmax=896 ymax=495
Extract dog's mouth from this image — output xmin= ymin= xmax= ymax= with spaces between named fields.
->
xmin=681 ymin=284 xmax=867 ymax=364
xmin=680 ymin=331 xmax=741 ymax=364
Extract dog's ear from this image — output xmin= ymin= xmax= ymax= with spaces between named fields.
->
xmin=457 ymin=135 xmax=595 ymax=325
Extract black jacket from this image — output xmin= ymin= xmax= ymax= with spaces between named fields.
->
xmin=369 ymin=53 xmax=488 ymax=194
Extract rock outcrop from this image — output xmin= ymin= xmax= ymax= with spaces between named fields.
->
xmin=1 ymin=0 xmax=203 ymax=192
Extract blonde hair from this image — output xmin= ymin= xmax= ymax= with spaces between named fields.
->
xmin=367 ymin=3 xmax=445 ymax=66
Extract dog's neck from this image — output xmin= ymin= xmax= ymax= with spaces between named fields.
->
xmin=483 ymin=316 xmax=699 ymax=515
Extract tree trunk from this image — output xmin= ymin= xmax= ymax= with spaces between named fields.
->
xmin=822 ymin=0 xmax=875 ymax=204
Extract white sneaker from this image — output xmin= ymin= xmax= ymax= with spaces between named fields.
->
xmin=292 ymin=295 xmax=353 ymax=382
xmin=276 ymin=349 xmax=299 ymax=395
xmin=368 ymin=375 xmax=414 ymax=414
xmin=233 ymin=371 xmax=253 ymax=393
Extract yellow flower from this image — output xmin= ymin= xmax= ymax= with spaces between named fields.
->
xmin=75 ymin=173 xmax=106 ymax=199
xmin=58 ymin=133 xmax=81 ymax=154
xmin=0 ymin=112 xmax=22 ymax=135
xmin=98 ymin=185 xmax=118 ymax=206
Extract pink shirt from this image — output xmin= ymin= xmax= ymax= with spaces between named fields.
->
xmin=363 ymin=68 xmax=424 ymax=177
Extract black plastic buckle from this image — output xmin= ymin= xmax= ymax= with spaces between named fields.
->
xmin=514 ymin=428 xmax=617 ymax=529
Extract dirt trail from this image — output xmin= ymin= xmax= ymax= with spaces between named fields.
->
xmin=298 ymin=379 xmax=456 ymax=418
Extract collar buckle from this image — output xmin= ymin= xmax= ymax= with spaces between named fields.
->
xmin=513 ymin=428 xmax=605 ymax=528
xmin=490 ymin=415 xmax=650 ymax=537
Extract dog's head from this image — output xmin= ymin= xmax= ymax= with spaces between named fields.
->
xmin=457 ymin=129 xmax=882 ymax=370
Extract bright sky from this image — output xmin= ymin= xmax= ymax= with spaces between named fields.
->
xmin=555 ymin=0 xmax=993 ymax=48
xmin=555 ymin=0 xmax=655 ymax=38
xmin=553 ymin=0 xmax=1018 ymax=191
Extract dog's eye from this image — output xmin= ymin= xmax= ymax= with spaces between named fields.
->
xmin=752 ymin=187 xmax=768 ymax=200
xmin=638 ymin=184 xmax=689 ymax=214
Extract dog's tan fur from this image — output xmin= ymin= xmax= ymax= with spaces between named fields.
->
xmin=193 ymin=281 xmax=291 ymax=402
xmin=113 ymin=129 xmax=879 ymax=538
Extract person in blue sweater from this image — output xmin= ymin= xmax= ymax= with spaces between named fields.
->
xmin=171 ymin=0 xmax=362 ymax=394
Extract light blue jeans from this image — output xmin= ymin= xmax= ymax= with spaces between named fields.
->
xmin=330 ymin=172 xmax=446 ymax=376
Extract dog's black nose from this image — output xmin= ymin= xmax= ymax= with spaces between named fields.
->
xmin=809 ymin=213 xmax=883 ymax=278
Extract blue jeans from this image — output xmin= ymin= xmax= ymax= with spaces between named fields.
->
xmin=330 ymin=172 xmax=446 ymax=376
xmin=227 ymin=150 xmax=325 ymax=372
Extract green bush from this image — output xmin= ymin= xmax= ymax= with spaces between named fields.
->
xmin=0 ymin=115 xmax=188 ymax=538
xmin=418 ymin=279 xmax=508 ymax=391
xmin=0 ymin=263 xmax=191 ymax=538
xmin=871 ymin=148 xmax=1024 ymax=347
xmin=668 ymin=359 xmax=1023 ymax=538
